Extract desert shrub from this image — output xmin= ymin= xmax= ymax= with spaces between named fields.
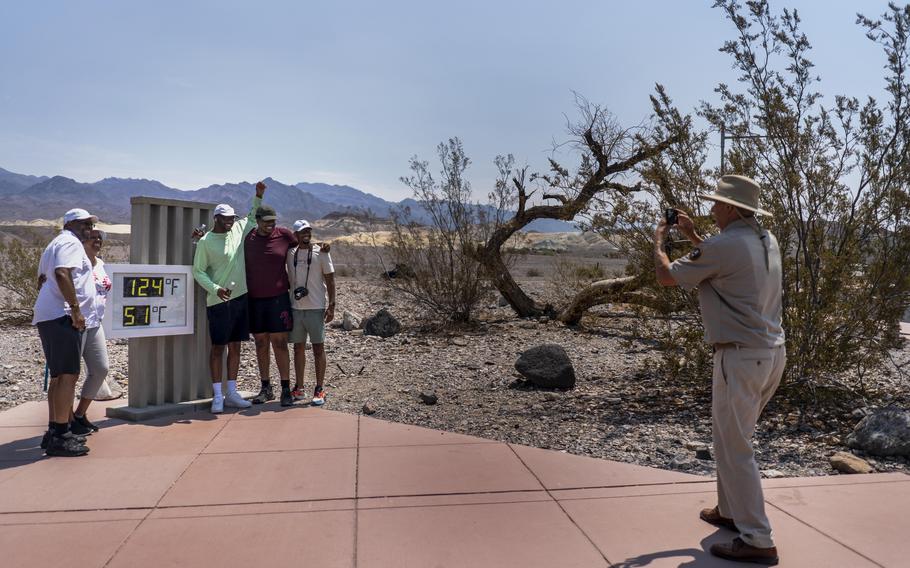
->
xmin=0 ymin=232 xmax=44 ymax=324
xmin=526 ymin=267 xmax=542 ymax=278
xmin=599 ymin=2 xmax=910 ymax=398
xmin=386 ymin=138 xmax=516 ymax=323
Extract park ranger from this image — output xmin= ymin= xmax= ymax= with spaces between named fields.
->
xmin=653 ymin=175 xmax=785 ymax=566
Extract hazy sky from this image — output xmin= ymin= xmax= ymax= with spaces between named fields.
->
xmin=0 ymin=1 xmax=889 ymax=200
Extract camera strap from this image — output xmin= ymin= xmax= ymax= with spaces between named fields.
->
xmin=293 ymin=246 xmax=313 ymax=289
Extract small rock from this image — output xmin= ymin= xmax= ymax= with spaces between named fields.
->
xmin=362 ymin=402 xmax=377 ymax=415
xmin=449 ymin=337 xmax=468 ymax=347
xmin=847 ymin=407 xmax=910 ymax=457
xmin=851 ymin=407 xmax=871 ymax=419
xmin=342 ymin=310 xmax=362 ymax=331
xmin=419 ymin=391 xmax=438 ymax=405
xmin=514 ymin=344 xmax=576 ymax=389
xmin=684 ymin=441 xmax=705 ymax=451
xmin=695 ymin=448 xmax=713 ymax=461
xmin=538 ymin=316 xmax=550 ymax=324
xmin=761 ymin=469 xmax=786 ymax=478
xmin=541 ymin=392 xmax=558 ymax=402
xmin=669 ymin=454 xmax=696 ymax=470
xmin=830 ymin=451 xmax=873 ymax=474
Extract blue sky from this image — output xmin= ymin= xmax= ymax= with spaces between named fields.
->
xmin=0 ymin=1 xmax=888 ymax=200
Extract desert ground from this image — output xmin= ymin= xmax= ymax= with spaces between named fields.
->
xmin=1 ymin=228 xmax=908 ymax=478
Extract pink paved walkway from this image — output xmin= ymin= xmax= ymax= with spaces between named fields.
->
xmin=0 ymin=400 xmax=907 ymax=567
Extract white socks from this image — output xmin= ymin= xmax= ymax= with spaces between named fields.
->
xmin=212 ymin=382 xmax=223 ymax=399
xmin=227 ymin=380 xmax=237 ymax=394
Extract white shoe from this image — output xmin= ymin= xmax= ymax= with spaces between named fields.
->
xmin=225 ymin=391 xmax=252 ymax=409
xmin=211 ymin=395 xmax=224 ymax=414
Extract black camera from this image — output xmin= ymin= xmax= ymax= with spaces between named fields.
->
xmin=293 ymin=286 xmax=309 ymax=300
xmin=665 ymin=208 xmax=678 ymax=226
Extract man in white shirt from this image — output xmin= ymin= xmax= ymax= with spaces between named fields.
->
xmin=286 ymin=220 xmax=336 ymax=406
xmin=33 ymin=208 xmax=97 ymax=457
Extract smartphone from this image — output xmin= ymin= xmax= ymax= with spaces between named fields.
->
xmin=665 ymin=208 xmax=678 ymax=225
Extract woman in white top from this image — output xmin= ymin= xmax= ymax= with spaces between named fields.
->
xmin=71 ymin=229 xmax=113 ymax=434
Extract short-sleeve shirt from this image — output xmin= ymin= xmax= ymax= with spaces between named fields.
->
xmin=286 ymin=244 xmax=335 ymax=310
xmin=32 ymin=230 xmax=94 ymax=325
xmin=669 ymin=219 xmax=785 ymax=348
xmin=84 ymin=258 xmax=112 ymax=329
xmin=244 ymin=227 xmax=297 ymax=298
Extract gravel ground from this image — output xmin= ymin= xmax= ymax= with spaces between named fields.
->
xmin=2 ymin=279 xmax=908 ymax=478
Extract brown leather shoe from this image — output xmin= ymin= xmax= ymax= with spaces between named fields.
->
xmin=699 ymin=506 xmax=737 ymax=531
xmin=710 ymin=537 xmax=779 ymax=565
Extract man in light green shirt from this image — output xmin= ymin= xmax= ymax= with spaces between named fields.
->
xmin=192 ymin=181 xmax=266 ymax=413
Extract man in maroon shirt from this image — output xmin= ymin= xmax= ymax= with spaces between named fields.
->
xmin=244 ymin=204 xmax=298 ymax=406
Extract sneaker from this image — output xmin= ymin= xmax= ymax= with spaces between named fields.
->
xmin=40 ymin=429 xmax=52 ymax=449
xmin=252 ymin=384 xmax=275 ymax=404
xmin=225 ymin=391 xmax=252 ymax=409
xmin=74 ymin=413 xmax=100 ymax=433
xmin=280 ymin=388 xmax=294 ymax=407
xmin=41 ymin=429 xmax=86 ymax=448
xmin=45 ymin=434 xmax=89 ymax=457
xmin=312 ymin=387 xmax=326 ymax=406
xmin=291 ymin=386 xmax=306 ymax=401
xmin=70 ymin=418 xmax=93 ymax=436
xmin=211 ymin=395 xmax=224 ymax=414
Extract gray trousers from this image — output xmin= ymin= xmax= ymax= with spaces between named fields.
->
xmin=80 ymin=325 xmax=110 ymax=400
xmin=712 ymin=343 xmax=786 ymax=548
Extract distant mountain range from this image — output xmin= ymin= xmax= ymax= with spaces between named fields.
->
xmin=0 ymin=167 xmax=578 ymax=233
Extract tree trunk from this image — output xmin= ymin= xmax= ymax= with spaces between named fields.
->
xmin=557 ymin=275 xmax=642 ymax=325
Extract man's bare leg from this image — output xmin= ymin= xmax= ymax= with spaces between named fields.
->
xmin=271 ymin=333 xmax=290 ymax=381
xmin=293 ymin=342 xmax=307 ymax=390
xmin=253 ymin=333 xmax=271 ymax=381
xmin=313 ymin=343 xmax=327 ymax=390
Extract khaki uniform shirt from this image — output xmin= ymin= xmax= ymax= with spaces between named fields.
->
xmin=669 ymin=219 xmax=785 ymax=348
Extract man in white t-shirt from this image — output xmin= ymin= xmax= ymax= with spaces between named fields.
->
xmin=33 ymin=208 xmax=97 ymax=457
xmin=286 ymin=220 xmax=336 ymax=406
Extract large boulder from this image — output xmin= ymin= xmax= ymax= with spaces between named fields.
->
xmin=514 ymin=344 xmax=576 ymax=389
xmin=846 ymin=407 xmax=910 ymax=456
xmin=363 ymin=308 xmax=401 ymax=338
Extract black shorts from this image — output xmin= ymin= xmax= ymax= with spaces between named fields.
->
xmin=207 ymin=294 xmax=250 ymax=346
xmin=36 ymin=315 xmax=83 ymax=376
xmin=248 ymin=294 xmax=293 ymax=334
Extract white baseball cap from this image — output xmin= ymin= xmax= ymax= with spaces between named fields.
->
xmin=63 ymin=208 xmax=98 ymax=224
xmin=292 ymin=219 xmax=312 ymax=232
xmin=213 ymin=204 xmax=236 ymax=218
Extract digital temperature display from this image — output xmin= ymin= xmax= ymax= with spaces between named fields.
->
xmin=122 ymin=305 xmax=151 ymax=326
xmin=103 ymin=264 xmax=195 ymax=339
xmin=123 ymin=276 xmax=165 ymax=297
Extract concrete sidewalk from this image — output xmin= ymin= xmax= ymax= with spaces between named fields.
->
xmin=0 ymin=400 xmax=906 ymax=567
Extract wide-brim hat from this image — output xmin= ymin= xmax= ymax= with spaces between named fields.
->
xmin=698 ymin=175 xmax=772 ymax=216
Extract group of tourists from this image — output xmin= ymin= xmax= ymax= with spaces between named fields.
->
xmin=30 ymin=172 xmax=784 ymax=565
xmin=30 ymin=180 xmax=336 ymax=457
xmin=191 ymin=180 xmax=336 ymax=413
